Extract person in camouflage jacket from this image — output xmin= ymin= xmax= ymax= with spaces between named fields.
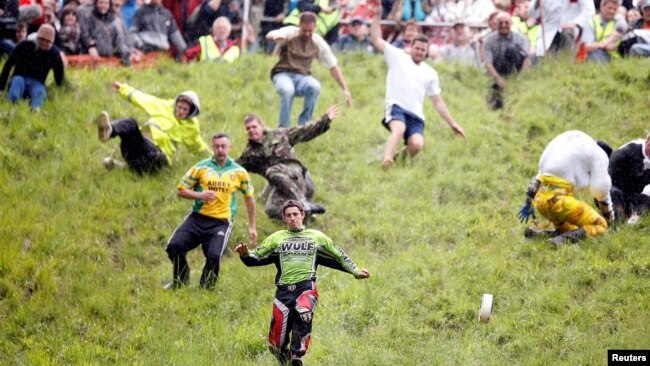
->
xmin=236 ymin=105 xmax=339 ymax=219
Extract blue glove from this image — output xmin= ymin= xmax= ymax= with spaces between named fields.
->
xmin=517 ymin=201 xmax=536 ymax=223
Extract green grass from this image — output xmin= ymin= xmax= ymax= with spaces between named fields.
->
xmin=1 ymin=54 xmax=649 ymax=365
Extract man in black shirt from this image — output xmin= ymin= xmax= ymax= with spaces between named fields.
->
xmin=0 ymin=23 xmax=64 ymax=110
xmin=609 ymin=134 xmax=650 ymax=224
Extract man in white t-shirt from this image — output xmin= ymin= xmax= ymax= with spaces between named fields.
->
xmin=369 ymin=0 xmax=466 ymax=170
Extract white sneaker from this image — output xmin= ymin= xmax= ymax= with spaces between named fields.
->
xmin=627 ymin=212 xmax=641 ymax=225
xmin=96 ymin=111 xmax=112 ymax=142
xmin=102 ymin=156 xmax=126 ymax=170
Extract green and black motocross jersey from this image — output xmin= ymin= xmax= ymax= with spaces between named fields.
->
xmin=242 ymin=228 xmax=360 ymax=285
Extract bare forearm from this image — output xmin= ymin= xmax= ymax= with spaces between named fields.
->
xmin=485 ymin=62 xmax=502 ymax=82
xmin=178 ymin=188 xmax=201 ymax=200
xmin=330 ymin=66 xmax=349 ymax=92
xmin=245 ymin=196 xmax=256 ymax=229
xmin=370 ymin=9 xmax=385 ymax=52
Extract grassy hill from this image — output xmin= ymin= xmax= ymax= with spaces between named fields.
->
xmin=1 ymin=53 xmax=649 ymax=365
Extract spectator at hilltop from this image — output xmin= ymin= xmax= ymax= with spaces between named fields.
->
xmin=259 ymin=0 xmax=285 ymax=53
xmin=437 ymin=22 xmax=481 ymax=68
xmin=334 ymin=16 xmax=375 ymax=53
xmin=391 ymin=19 xmax=420 ymax=53
xmin=0 ymin=20 xmax=27 ymax=57
xmin=484 ymin=12 xmax=529 ymax=109
xmin=581 ymin=0 xmax=627 ymax=63
xmin=79 ymin=0 xmax=131 ymax=65
xmin=161 ymin=0 xmax=202 ymax=37
xmin=129 ymin=0 xmax=186 ymax=58
xmin=56 ymin=6 xmax=80 ymax=54
xmin=184 ymin=0 xmax=229 ymax=42
xmin=510 ymin=0 xmax=539 ymax=58
xmin=282 ymin=0 xmax=342 ymax=44
xmin=183 ymin=16 xmax=240 ymax=62
xmin=527 ymin=0 xmax=594 ymax=57
xmin=0 ymin=23 xmax=65 ymax=110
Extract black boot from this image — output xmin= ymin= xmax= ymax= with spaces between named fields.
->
xmin=307 ymin=202 xmax=325 ymax=215
xmin=549 ymin=228 xmax=587 ymax=246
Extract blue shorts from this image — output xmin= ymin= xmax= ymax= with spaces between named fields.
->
xmin=381 ymin=104 xmax=424 ymax=144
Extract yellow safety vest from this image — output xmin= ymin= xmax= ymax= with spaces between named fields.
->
xmin=283 ymin=0 xmax=341 ymax=36
xmin=198 ymin=35 xmax=240 ymax=63
xmin=511 ymin=16 xmax=540 ymax=49
xmin=589 ymin=14 xmax=620 ymax=58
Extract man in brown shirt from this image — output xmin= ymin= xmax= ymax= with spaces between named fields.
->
xmin=267 ymin=12 xmax=351 ymax=128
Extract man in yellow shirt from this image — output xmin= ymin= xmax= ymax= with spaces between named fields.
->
xmin=165 ymin=133 xmax=257 ymax=289
xmin=95 ymin=81 xmax=210 ymax=174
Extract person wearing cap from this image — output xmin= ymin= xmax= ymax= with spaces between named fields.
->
xmin=235 ymin=199 xmax=370 ymax=366
xmin=608 ymin=134 xmax=650 ymax=224
xmin=369 ymin=0 xmax=466 ymax=171
xmin=581 ymin=0 xmax=627 ymax=63
xmin=483 ymin=11 xmax=530 ymax=110
xmin=236 ymin=105 xmax=340 ymax=219
xmin=165 ymin=132 xmax=257 ymax=290
xmin=267 ymin=12 xmax=352 ymax=128
xmin=517 ymin=130 xmax=614 ymax=246
xmin=438 ymin=22 xmax=481 ymax=68
xmin=334 ymin=16 xmax=375 ymax=53
xmin=94 ymin=81 xmax=210 ymax=174
xmin=0 ymin=23 xmax=64 ymax=110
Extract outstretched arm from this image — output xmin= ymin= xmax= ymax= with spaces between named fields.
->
xmin=428 ymin=95 xmax=466 ymax=139
xmin=112 ymin=81 xmax=169 ymax=116
xmin=287 ymin=104 xmax=340 ymax=145
xmin=369 ymin=0 xmax=386 ymax=54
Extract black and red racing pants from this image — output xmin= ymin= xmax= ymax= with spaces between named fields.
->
xmin=268 ymin=280 xmax=319 ymax=364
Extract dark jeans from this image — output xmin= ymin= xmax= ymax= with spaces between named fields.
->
xmin=548 ymin=29 xmax=578 ymax=55
xmin=110 ymin=118 xmax=168 ymax=174
xmin=7 ymin=75 xmax=46 ymax=109
xmin=165 ymin=213 xmax=233 ymax=289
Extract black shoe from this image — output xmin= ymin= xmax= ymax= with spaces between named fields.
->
xmin=290 ymin=358 xmax=303 ymax=366
xmin=300 ymin=201 xmax=325 ymax=215
xmin=308 ymin=202 xmax=325 ymax=215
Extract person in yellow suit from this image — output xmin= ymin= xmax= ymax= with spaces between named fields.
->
xmin=94 ymin=81 xmax=210 ymax=174
xmin=518 ymin=130 xmax=615 ymax=246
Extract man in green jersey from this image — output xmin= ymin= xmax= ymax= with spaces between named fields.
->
xmin=166 ymin=133 xmax=256 ymax=290
xmin=235 ymin=200 xmax=370 ymax=366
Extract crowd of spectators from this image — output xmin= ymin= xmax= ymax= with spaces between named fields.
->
xmin=1 ymin=0 xmax=649 ymax=66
